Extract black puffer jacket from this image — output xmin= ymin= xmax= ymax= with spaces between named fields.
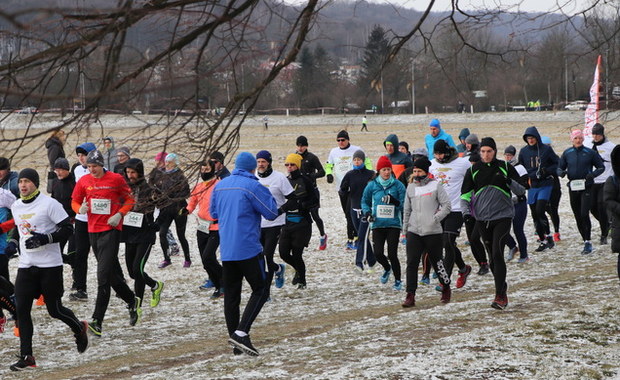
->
xmin=603 ymin=145 xmax=620 ymax=253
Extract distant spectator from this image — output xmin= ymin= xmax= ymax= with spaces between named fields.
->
xmin=102 ymin=136 xmax=119 ymax=170
xmin=45 ymin=130 xmax=66 ymax=193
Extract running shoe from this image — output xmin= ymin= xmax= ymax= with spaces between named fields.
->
xmin=402 ymin=292 xmax=415 ymax=307
xmin=354 ymin=265 xmax=364 ymax=275
xmin=535 ymin=241 xmax=548 ymax=252
xmin=456 ymin=265 xmax=472 ymax=289
xmin=292 ymin=272 xmax=300 ymax=286
xmin=491 ymin=294 xmax=508 ymax=310
xmin=228 ymin=333 xmax=259 ymax=356
xmin=419 ymin=276 xmax=430 ymax=285
xmin=601 ymin=236 xmax=608 ymax=245
xmin=346 ymin=240 xmax=355 ymax=250
xmin=199 ymin=279 xmax=215 ymax=290
xmin=546 ymin=235 xmax=555 ymax=249
xmin=35 ymin=295 xmax=45 ymax=306
xmin=517 ymin=257 xmax=530 ymax=263
xmin=89 ymin=320 xmax=102 ymax=337
xmin=275 ymin=264 xmax=286 ymax=288
xmin=296 ymin=283 xmax=307 ymax=290
xmin=151 ymin=281 xmax=164 ymax=307
xmin=477 ymin=263 xmax=489 ymax=275
xmin=553 ymin=232 xmax=561 ymax=242
xmin=318 ymin=234 xmax=328 ymax=250
xmin=129 ymin=297 xmax=142 ymax=326
xmin=440 ymin=285 xmax=451 ymax=303
xmin=210 ymin=288 xmax=224 ymax=300
xmin=506 ymin=247 xmax=518 ymax=262
xmin=75 ymin=321 xmax=89 ymax=353
xmin=435 ymin=284 xmax=443 ymax=292
xmin=392 ymin=280 xmax=403 ymax=291
xmin=0 ymin=316 xmax=6 ymax=333
xmin=183 ymin=260 xmax=191 ymax=268
xmin=380 ymin=269 xmax=392 ymax=284
xmin=158 ymin=260 xmax=171 ymax=269
xmin=581 ymin=241 xmax=593 ymax=255
xmin=9 ymin=355 xmax=36 ymax=371
xmin=69 ymin=290 xmax=88 ymax=301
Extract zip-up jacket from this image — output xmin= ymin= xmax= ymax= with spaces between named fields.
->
xmin=384 ymin=134 xmax=413 ymax=179
xmin=361 ymin=177 xmax=406 ymax=229
xmin=282 ymin=169 xmax=317 ymax=231
xmin=461 ymin=158 xmax=525 ymax=221
xmin=339 ymin=167 xmax=375 ymax=210
xmin=51 ymin=173 xmax=76 ymax=218
xmin=557 ymin=145 xmax=604 ymax=186
xmin=424 ymin=130 xmax=456 ymax=160
xmin=210 ymin=169 xmax=278 ymax=261
xmin=402 ymin=177 xmax=451 ymax=236
xmin=187 ymin=178 xmax=219 ymax=231
xmin=518 ymin=126 xmax=559 ymax=188
xmin=298 ymin=150 xmax=325 ymax=186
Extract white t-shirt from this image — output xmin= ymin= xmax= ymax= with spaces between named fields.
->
xmin=73 ymin=165 xmax=89 ymax=222
xmin=430 ymin=157 xmax=470 ymax=212
xmin=327 ymin=144 xmax=362 ymax=188
xmin=588 ymin=139 xmax=615 ymax=184
xmin=257 ymin=170 xmax=294 ymax=228
xmin=12 ymin=193 xmax=69 ymax=268
xmin=0 ymin=188 xmax=16 ymax=208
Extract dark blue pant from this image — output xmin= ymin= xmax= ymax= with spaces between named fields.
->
xmin=198 ymin=230 xmax=223 ymax=289
xmin=350 ymin=208 xmax=376 ymax=269
xmin=505 ymin=201 xmax=528 ymax=258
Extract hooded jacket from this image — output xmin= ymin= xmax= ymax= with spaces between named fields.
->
xmin=51 ymin=172 xmax=76 ymax=218
xmin=456 ymin=128 xmax=470 ymax=153
xmin=384 ymin=134 xmax=413 ymax=179
xmin=361 ymin=176 xmax=406 ymax=229
xmin=402 ymin=176 xmax=451 ymax=236
xmin=103 ymin=137 xmax=119 ymax=170
xmin=122 ymin=158 xmax=158 ymax=243
xmin=46 ymin=136 xmax=65 ymax=168
xmin=424 ymin=129 xmax=456 ymax=160
xmin=517 ymin=126 xmax=559 ymax=188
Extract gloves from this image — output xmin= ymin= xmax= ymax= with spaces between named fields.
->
xmin=362 ymin=212 xmax=374 ymax=223
xmin=25 ymin=232 xmax=52 ymax=249
xmin=107 ymin=212 xmax=123 ymax=227
xmin=463 ymin=213 xmax=474 ymax=224
xmin=5 ymin=240 xmax=17 ymax=257
xmin=326 ymin=174 xmax=334 ymax=184
xmin=536 ymin=167 xmax=548 ymax=179
xmin=400 ymin=233 xmax=407 ymax=245
xmin=381 ymin=194 xmax=400 ymax=206
xmin=79 ymin=202 xmax=89 ymax=214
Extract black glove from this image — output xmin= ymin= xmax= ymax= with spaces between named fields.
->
xmin=5 ymin=241 xmax=17 ymax=257
xmin=362 ymin=212 xmax=374 ymax=223
xmin=536 ymin=167 xmax=548 ymax=179
xmin=25 ymin=232 xmax=52 ymax=249
xmin=463 ymin=214 xmax=474 ymax=224
xmin=326 ymin=174 xmax=334 ymax=184
xmin=178 ymin=208 xmax=189 ymax=216
xmin=277 ymin=207 xmax=284 ymax=216
xmin=381 ymin=194 xmax=400 ymax=206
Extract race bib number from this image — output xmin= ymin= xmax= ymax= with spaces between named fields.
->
xmin=91 ymin=199 xmax=111 ymax=215
xmin=197 ymin=218 xmax=212 ymax=233
xmin=570 ymin=179 xmax=585 ymax=191
xmin=376 ymin=205 xmax=395 ymax=219
xmin=123 ymin=212 xmax=143 ymax=228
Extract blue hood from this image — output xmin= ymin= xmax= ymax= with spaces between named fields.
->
xmin=523 ymin=126 xmax=542 ymax=145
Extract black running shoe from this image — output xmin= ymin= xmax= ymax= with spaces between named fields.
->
xmin=292 ymin=272 xmax=300 ymax=286
xmin=9 ymin=355 xmax=36 ymax=371
xmin=75 ymin=321 xmax=89 ymax=353
xmin=228 ymin=333 xmax=259 ymax=356
xmin=477 ymin=263 xmax=489 ymax=275
xmin=69 ymin=290 xmax=88 ymax=301
xmin=129 ymin=297 xmax=142 ymax=326
xmin=89 ymin=320 xmax=102 ymax=337
xmin=535 ymin=242 xmax=548 ymax=252
xmin=233 ymin=347 xmax=243 ymax=355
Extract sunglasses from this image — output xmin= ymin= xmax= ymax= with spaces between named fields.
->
xmin=337 ymin=139 xmax=346 ymax=142
xmin=284 ymin=163 xmax=296 ymax=167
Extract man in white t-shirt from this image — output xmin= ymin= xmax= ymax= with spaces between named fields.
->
xmin=589 ymin=123 xmax=615 ymax=244
xmin=256 ymin=150 xmax=293 ymax=292
xmin=325 ymin=130 xmax=371 ymax=249
xmin=10 ymin=168 xmax=88 ymax=371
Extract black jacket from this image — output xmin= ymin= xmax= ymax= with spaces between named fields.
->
xmin=51 ymin=173 xmax=76 ymax=218
xmin=45 ymin=137 xmax=65 ymax=168
xmin=123 ymin=159 xmax=157 ymax=244
xmin=299 ymin=150 xmax=325 ymax=186
xmin=339 ymin=167 xmax=375 ymax=209
xmin=604 ymin=145 xmax=620 ymax=253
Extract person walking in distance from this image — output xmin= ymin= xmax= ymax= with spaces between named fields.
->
xmin=71 ymin=150 xmax=140 ymax=336
xmin=210 ymin=152 xmax=278 ymax=356
xmin=296 ymin=136 xmax=327 ymax=250
xmin=557 ymin=130 xmax=604 ymax=254
xmin=123 ymin=158 xmax=165 ymax=315
xmin=255 ymin=150 xmax=293 ymax=291
xmin=10 ymin=168 xmax=88 ymax=371
xmin=401 ymin=157 xmax=452 ymax=307
xmin=361 ymin=115 xmax=368 ymax=131
xmin=518 ymin=126 xmax=559 ymax=252
xmin=461 ymin=138 xmax=525 ymax=310
xmin=588 ymin=123 xmax=614 ymax=245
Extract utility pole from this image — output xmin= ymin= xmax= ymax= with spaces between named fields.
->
xmin=411 ymin=58 xmax=415 ymax=114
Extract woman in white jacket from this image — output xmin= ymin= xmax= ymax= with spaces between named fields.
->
xmin=401 ymin=157 xmax=452 ymax=307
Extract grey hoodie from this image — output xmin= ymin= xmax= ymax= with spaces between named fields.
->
xmin=402 ymin=177 xmax=451 ymax=236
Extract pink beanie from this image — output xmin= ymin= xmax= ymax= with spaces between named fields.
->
xmin=155 ymin=152 xmax=168 ymax=162
xmin=570 ymin=130 xmax=583 ymax=140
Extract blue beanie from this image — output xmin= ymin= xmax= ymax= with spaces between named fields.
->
xmin=235 ymin=152 xmax=257 ymax=172
xmin=256 ymin=150 xmax=272 ymax=164
xmin=429 ymin=119 xmax=441 ymax=129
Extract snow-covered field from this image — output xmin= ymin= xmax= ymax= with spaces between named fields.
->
xmin=2 ymin=111 xmax=620 ymax=379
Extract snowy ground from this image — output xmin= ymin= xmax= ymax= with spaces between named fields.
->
xmin=1 ymin=112 xmax=620 ymax=379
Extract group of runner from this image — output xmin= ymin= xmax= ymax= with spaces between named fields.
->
xmin=1 ymin=118 xmax=620 ymax=364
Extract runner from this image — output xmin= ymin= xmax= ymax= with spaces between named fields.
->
xmin=296 ymin=136 xmax=327 ymax=250
xmin=383 ymin=134 xmax=413 ymax=179
xmin=255 ymin=150 xmax=292 ymax=291
xmin=210 ymin=152 xmax=278 ymax=356
xmin=279 ymin=154 xmax=318 ymax=289
xmin=402 ymin=157 xmax=452 ymax=307
xmin=71 ymin=150 xmax=139 ymax=336
xmin=187 ymin=159 xmax=223 ymax=298
xmin=10 ymin=168 xmax=88 ymax=371
xmin=148 ymin=152 xmax=180 ymax=258
xmin=603 ymin=145 xmax=620 ymax=282
xmin=340 ymin=150 xmax=376 ymax=273
xmin=541 ymin=136 xmax=562 ymax=242
xmin=518 ymin=126 xmax=559 ymax=252
xmin=503 ymin=146 xmax=530 ymax=263
xmin=123 ymin=158 xmax=165 ymax=313
xmin=361 ymin=156 xmax=406 ymax=290
xmin=50 ymin=158 xmax=76 ymax=263
xmin=424 ymin=119 xmax=456 ymax=159
xmin=557 ymin=130 xmax=604 ymax=254
xmin=461 ymin=137 xmax=525 ymax=309
xmin=430 ymin=140 xmax=472 ymax=289
xmin=588 ymin=123 xmax=614 ymax=245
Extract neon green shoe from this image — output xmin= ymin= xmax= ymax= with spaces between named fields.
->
xmin=151 ymin=281 xmax=164 ymax=307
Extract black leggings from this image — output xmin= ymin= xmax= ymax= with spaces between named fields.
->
xmin=279 ymin=226 xmax=311 ymax=285
xmin=338 ymin=192 xmax=357 ymax=240
xmin=158 ymin=210 xmax=190 ymax=262
xmin=310 ymin=207 xmax=326 ymax=237
xmin=405 ymin=232 xmax=450 ymax=294
xmin=546 ymin=180 xmax=561 ymax=233
xmin=197 ymin=230 xmax=223 ymax=289
xmin=477 ymin=218 xmax=511 ymax=296
xmin=591 ymin=183 xmax=609 ymax=238
xmin=373 ymin=228 xmax=401 ymax=281
xmin=261 ymin=226 xmax=282 ymax=292
xmin=464 ymin=217 xmax=487 ymax=266
xmin=15 ymin=266 xmax=82 ymax=356
xmin=72 ymin=219 xmax=91 ymax=292
xmin=569 ymin=188 xmax=592 ymax=241
xmin=125 ymin=241 xmax=157 ymax=301
xmin=0 ymin=275 xmax=15 ymax=318
xmin=530 ymin=200 xmax=550 ymax=240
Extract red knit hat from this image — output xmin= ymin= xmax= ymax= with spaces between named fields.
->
xmin=376 ymin=155 xmax=392 ymax=171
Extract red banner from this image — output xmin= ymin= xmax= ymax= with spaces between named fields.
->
xmin=584 ymin=55 xmax=601 ymax=138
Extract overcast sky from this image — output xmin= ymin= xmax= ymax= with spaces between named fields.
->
xmin=379 ymin=0 xmax=583 ymax=14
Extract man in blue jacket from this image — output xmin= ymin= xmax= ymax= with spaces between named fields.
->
xmin=210 ymin=152 xmax=278 ymax=357
xmin=518 ymin=126 xmax=559 ymax=252
xmin=557 ymin=129 xmax=604 ymax=254
xmin=424 ymin=119 xmax=456 ymax=160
